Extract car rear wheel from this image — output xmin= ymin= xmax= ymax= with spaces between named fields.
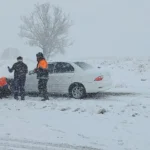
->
xmin=69 ymin=83 xmax=86 ymax=99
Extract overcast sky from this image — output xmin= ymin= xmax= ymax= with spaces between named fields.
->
xmin=0 ymin=0 xmax=150 ymax=60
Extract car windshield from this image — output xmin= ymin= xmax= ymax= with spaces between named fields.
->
xmin=74 ymin=62 xmax=93 ymax=70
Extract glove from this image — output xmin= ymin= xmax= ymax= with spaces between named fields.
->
xmin=29 ymin=70 xmax=35 ymax=75
xmin=34 ymin=68 xmax=39 ymax=73
xmin=8 ymin=66 xmax=10 ymax=71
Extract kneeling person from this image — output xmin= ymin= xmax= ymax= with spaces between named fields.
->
xmin=0 ymin=77 xmax=11 ymax=99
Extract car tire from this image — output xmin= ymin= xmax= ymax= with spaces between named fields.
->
xmin=69 ymin=83 xmax=86 ymax=99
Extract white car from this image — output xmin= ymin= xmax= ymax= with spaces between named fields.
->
xmin=9 ymin=61 xmax=112 ymax=99
xmin=27 ymin=61 xmax=112 ymax=99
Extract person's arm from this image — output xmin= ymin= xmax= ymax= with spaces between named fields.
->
xmin=33 ymin=63 xmax=39 ymax=73
xmin=25 ymin=64 xmax=28 ymax=74
xmin=29 ymin=64 xmax=38 ymax=75
xmin=8 ymin=64 xmax=15 ymax=73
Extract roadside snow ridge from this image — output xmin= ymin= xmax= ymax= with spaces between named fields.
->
xmin=0 ymin=137 xmax=101 ymax=150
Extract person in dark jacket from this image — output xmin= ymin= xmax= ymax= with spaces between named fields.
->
xmin=33 ymin=52 xmax=49 ymax=101
xmin=8 ymin=56 xmax=28 ymax=100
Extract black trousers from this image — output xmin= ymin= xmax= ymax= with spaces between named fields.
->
xmin=38 ymin=79 xmax=48 ymax=98
xmin=0 ymin=85 xmax=11 ymax=99
xmin=14 ymin=77 xmax=26 ymax=98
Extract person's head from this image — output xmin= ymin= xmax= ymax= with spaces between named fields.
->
xmin=17 ymin=56 xmax=23 ymax=62
xmin=36 ymin=52 xmax=44 ymax=61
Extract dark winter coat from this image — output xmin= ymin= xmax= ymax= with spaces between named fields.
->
xmin=8 ymin=61 xmax=28 ymax=79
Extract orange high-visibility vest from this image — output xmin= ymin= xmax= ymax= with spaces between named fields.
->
xmin=38 ymin=59 xmax=48 ymax=69
xmin=0 ymin=77 xmax=7 ymax=87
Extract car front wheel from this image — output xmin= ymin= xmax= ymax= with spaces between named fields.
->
xmin=70 ymin=84 xmax=86 ymax=99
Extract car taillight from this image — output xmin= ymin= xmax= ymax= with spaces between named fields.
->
xmin=94 ymin=76 xmax=103 ymax=81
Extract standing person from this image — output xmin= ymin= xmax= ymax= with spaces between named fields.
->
xmin=33 ymin=52 xmax=49 ymax=101
xmin=8 ymin=56 xmax=28 ymax=100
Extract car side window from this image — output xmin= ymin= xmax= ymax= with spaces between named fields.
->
xmin=48 ymin=63 xmax=55 ymax=74
xmin=54 ymin=62 xmax=74 ymax=73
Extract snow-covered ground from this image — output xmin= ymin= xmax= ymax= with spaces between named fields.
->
xmin=0 ymin=93 xmax=150 ymax=150
xmin=0 ymin=57 xmax=150 ymax=150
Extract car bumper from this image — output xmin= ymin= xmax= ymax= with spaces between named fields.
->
xmin=84 ymin=79 xmax=113 ymax=93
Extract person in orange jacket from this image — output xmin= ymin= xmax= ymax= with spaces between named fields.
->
xmin=0 ymin=77 xmax=11 ymax=99
xmin=33 ymin=52 xmax=49 ymax=101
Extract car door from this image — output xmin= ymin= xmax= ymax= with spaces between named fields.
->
xmin=25 ymin=73 xmax=38 ymax=92
xmin=50 ymin=62 xmax=75 ymax=94
xmin=47 ymin=63 xmax=56 ymax=93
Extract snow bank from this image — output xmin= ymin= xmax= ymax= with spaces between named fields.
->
xmin=82 ymin=57 xmax=150 ymax=92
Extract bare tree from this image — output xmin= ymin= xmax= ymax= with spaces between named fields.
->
xmin=19 ymin=3 xmax=73 ymax=59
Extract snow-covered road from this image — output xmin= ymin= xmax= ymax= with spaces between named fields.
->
xmin=0 ymin=90 xmax=150 ymax=150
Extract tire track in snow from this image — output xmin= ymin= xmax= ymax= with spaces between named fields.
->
xmin=0 ymin=137 xmax=102 ymax=150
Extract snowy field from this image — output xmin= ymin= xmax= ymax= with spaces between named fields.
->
xmin=0 ymin=57 xmax=150 ymax=150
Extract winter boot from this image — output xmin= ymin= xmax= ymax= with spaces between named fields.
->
xmin=41 ymin=98 xmax=49 ymax=101
xmin=21 ymin=93 xmax=25 ymax=100
xmin=14 ymin=96 xmax=19 ymax=100
xmin=14 ymin=93 xmax=19 ymax=100
xmin=41 ymin=95 xmax=49 ymax=101
xmin=21 ymin=97 xmax=25 ymax=100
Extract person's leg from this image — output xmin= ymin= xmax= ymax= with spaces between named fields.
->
xmin=2 ymin=85 xmax=11 ymax=98
xmin=0 ymin=87 xmax=5 ymax=98
xmin=38 ymin=79 xmax=43 ymax=97
xmin=14 ymin=78 xmax=19 ymax=100
xmin=20 ymin=77 xmax=26 ymax=100
xmin=0 ymin=87 xmax=2 ymax=99
xmin=41 ymin=79 xmax=49 ymax=101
